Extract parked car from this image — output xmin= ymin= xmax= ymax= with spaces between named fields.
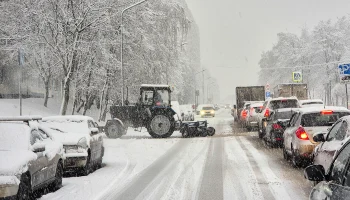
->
xmin=312 ymin=115 xmax=350 ymax=173
xmin=264 ymin=108 xmax=296 ymax=147
xmin=0 ymin=117 xmax=63 ymax=200
xmin=257 ymin=97 xmax=300 ymax=138
xmin=40 ymin=116 xmax=104 ymax=175
xmin=283 ymin=107 xmax=350 ymax=168
xmin=200 ymin=106 xmax=215 ymax=118
xmin=180 ymin=104 xmax=195 ymax=121
xmin=304 ymin=138 xmax=350 ymax=199
xmin=245 ymin=102 xmax=264 ymax=131
xmin=300 ymin=99 xmax=324 ymax=108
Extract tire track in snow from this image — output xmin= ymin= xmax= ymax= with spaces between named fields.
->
xmin=237 ymin=136 xmax=292 ymax=200
xmin=106 ymin=139 xmax=192 ymax=200
xmin=198 ymin=138 xmax=224 ymax=200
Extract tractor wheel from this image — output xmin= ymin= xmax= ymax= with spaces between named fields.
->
xmin=147 ymin=112 xmax=175 ymax=138
xmin=207 ymin=127 xmax=215 ymax=136
xmin=105 ymin=120 xmax=126 ymax=139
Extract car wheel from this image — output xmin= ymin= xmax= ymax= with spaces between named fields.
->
xmin=17 ymin=173 xmax=33 ymax=200
xmin=283 ymin=147 xmax=289 ymax=160
xmin=81 ymin=153 xmax=92 ymax=176
xmin=291 ymin=147 xmax=301 ymax=168
xmin=50 ymin=160 xmax=63 ymax=191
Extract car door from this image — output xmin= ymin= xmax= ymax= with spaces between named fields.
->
xmin=314 ymin=121 xmax=345 ymax=172
xmin=93 ymin=121 xmax=103 ymax=160
xmin=30 ymin=130 xmax=49 ymax=188
xmin=283 ymin=113 xmax=299 ymax=153
xmin=38 ymin=129 xmax=58 ymax=181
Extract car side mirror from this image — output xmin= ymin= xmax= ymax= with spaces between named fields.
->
xmin=313 ymin=132 xmax=327 ymax=142
xmin=90 ymin=127 xmax=99 ymax=135
xmin=304 ymin=165 xmax=326 ymax=181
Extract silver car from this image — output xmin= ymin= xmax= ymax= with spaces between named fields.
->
xmin=40 ymin=116 xmax=104 ymax=176
xmin=283 ymin=107 xmax=350 ymax=168
xmin=0 ymin=117 xmax=63 ymax=199
xmin=245 ymin=102 xmax=264 ymax=131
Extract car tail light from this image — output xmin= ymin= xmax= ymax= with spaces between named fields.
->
xmin=296 ymin=126 xmax=309 ymax=140
xmin=272 ymin=123 xmax=282 ymax=129
xmin=242 ymin=110 xmax=247 ymax=117
xmin=264 ymin=108 xmax=270 ymax=118
xmin=321 ymin=110 xmax=333 ymax=115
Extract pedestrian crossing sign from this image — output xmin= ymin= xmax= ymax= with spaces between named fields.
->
xmin=292 ymin=72 xmax=302 ymax=82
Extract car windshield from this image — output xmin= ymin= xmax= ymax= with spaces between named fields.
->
xmin=0 ymin=122 xmax=30 ymax=150
xmin=41 ymin=120 xmax=89 ymax=135
xmin=202 ymin=107 xmax=214 ymax=110
xmin=302 ymin=102 xmax=323 ymax=105
xmin=270 ymin=100 xmax=299 ymax=110
xmin=301 ymin=112 xmax=350 ymax=127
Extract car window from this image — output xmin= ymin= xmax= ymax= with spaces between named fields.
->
xmin=270 ymin=99 xmax=299 ymax=110
xmin=329 ymin=142 xmax=350 ymax=184
xmin=289 ymin=113 xmax=299 ymax=127
xmin=344 ymin=160 xmax=350 ymax=187
xmin=88 ymin=120 xmax=95 ymax=128
xmin=335 ymin=121 xmax=348 ymax=141
xmin=39 ymin=129 xmax=50 ymax=140
xmin=301 ymin=112 xmax=349 ymax=127
xmin=30 ymin=130 xmax=43 ymax=145
xmin=327 ymin=121 xmax=343 ymax=142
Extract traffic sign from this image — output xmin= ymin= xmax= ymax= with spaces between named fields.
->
xmin=265 ymin=83 xmax=270 ymax=91
xmin=266 ymin=91 xmax=271 ymax=98
xmin=339 ymin=63 xmax=350 ymax=84
xmin=292 ymin=72 xmax=302 ymax=82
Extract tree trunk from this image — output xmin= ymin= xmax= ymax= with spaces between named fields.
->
xmin=59 ymin=77 xmax=70 ymax=115
xmin=44 ymin=79 xmax=50 ymax=107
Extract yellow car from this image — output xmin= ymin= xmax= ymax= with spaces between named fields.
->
xmin=200 ymin=106 xmax=215 ymax=118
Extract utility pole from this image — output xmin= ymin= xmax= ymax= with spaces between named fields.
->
xmin=120 ymin=0 xmax=148 ymax=106
xmin=18 ymin=49 xmax=24 ymax=116
xmin=202 ymin=70 xmax=204 ymax=104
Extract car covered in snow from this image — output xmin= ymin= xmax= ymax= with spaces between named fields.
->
xmin=283 ymin=107 xmax=350 ymax=167
xmin=300 ymin=99 xmax=324 ymax=108
xmin=0 ymin=117 xmax=63 ymax=200
xmin=40 ymin=116 xmax=104 ymax=175
xmin=304 ymin=137 xmax=350 ymax=199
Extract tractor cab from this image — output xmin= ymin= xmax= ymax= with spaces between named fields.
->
xmin=140 ymin=84 xmax=172 ymax=107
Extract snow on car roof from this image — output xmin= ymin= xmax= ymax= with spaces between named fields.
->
xmin=250 ymin=102 xmax=264 ymax=107
xmin=271 ymin=97 xmax=298 ymax=101
xmin=299 ymin=99 xmax=324 ymax=104
xmin=297 ymin=106 xmax=349 ymax=114
xmin=0 ymin=116 xmax=42 ymax=121
xmin=42 ymin=115 xmax=94 ymax=122
xmin=141 ymin=84 xmax=170 ymax=88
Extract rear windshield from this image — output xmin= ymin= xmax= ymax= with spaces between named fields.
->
xmin=274 ymin=111 xmax=294 ymax=120
xmin=301 ymin=112 xmax=350 ymax=127
xmin=202 ymin=107 xmax=214 ymax=110
xmin=270 ymin=99 xmax=299 ymax=110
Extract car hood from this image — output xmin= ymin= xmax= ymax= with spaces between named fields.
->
xmin=0 ymin=150 xmax=37 ymax=176
xmin=50 ymin=131 xmax=89 ymax=146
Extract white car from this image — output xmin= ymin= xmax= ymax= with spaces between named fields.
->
xmin=300 ymin=99 xmax=324 ymax=108
xmin=40 ymin=116 xmax=104 ymax=175
xmin=0 ymin=117 xmax=63 ymax=199
xmin=180 ymin=104 xmax=195 ymax=121
xmin=245 ymin=102 xmax=264 ymax=131
xmin=283 ymin=107 xmax=350 ymax=167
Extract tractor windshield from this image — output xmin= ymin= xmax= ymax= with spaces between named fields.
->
xmin=155 ymin=89 xmax=170 ymax=106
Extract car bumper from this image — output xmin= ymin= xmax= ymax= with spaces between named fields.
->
xmin=200 ymin=113 xmax=214 ymax=117
xmin=247 ymin=121 xmax=259 ymax=127
xmin=0 ymin=183 xmax=18 ymax=199
xmin=64 ymin=153 xmax=88 ymax=168
xmin=295 ymin=142 xmax=316 ymax=158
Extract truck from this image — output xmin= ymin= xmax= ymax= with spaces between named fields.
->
xmin=273 ymin=83 xmax=308 ymax=100
xmin=235 ymin=86 xmax=265 ymax=121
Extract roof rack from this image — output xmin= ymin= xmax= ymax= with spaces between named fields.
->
xmin=0 ymin=116 xmax=43 ymax=122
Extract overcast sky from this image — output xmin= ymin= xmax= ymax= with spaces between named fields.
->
xmin=185 ymin=0 xmax=350 ymax=102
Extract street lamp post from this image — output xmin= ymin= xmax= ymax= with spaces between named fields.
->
xmin=120 ymin=0 xmax=148 ymax=106
xmin=194 ymin=69 xmax=206 ymax=106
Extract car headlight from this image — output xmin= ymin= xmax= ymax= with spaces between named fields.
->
xmin=200 ymin=111 xmax=205 ymax=114
xmin=77 ymin=137 xmax=88 ymax=149
xmin=211 ymin=110 xmax=215 ymax=114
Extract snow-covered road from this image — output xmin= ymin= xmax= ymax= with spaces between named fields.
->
xmin=40 ymin=109 xmax=313 ymax=200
